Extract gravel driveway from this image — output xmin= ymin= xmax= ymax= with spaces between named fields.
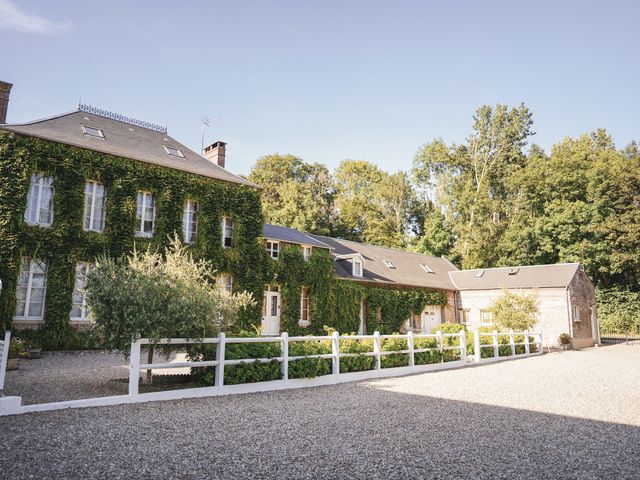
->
xmin=1 ymin=344 xmax=639 ymax=479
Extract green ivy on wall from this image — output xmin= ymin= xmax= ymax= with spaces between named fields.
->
xmin=0 ymin=133 xmax=270 ymax=346
xmin=271 ymin=244 xmax=448 ymax=336
xmin=0 ymin=133 xmax=452 ymax=348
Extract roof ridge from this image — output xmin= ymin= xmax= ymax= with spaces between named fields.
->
xmin=78 ymin=104 xmax=167 ymax=133
xmin=455 ymin=262 xmax=580 ymax=273
xmin=309 ymin=233 xmax=444 ymax=261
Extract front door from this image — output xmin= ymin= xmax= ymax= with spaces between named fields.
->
xmin=262 ymin=287 xmax=281 ymax=336
xmin=420 ymin=305 xmax=442 ymax=333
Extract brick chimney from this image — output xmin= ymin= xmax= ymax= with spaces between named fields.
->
xmin=0 ymin=81 xmax=12 ymax=124
xmin=203 ymin=141 xmax=226 ymax=168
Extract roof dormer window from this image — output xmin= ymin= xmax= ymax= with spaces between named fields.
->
xmin=474 ymin=270 xmax=485 ymax=278
xmin=164 ymin=145 xmax=185 ymax=158
xmin=353 ymin=258 xmax=363 ymax=277
xmin=420 ymin=263 xmax=435 ymax=274
xmin=383 ymin=260 xmax=396 ymax=269
xmin=82 ymin=125 xmax=104 ymax=138
xmin=508 ymin=268 xmax=520 ymax=275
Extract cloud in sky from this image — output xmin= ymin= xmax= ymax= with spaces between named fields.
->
xmin=0 ymin=0 xmax=72 ymax=34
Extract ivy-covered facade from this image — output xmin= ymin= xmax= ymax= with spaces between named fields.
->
xmin=0 ymin=107 xmax=457 ymax=347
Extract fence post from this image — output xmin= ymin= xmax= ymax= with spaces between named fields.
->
xmin=459 ymin=330 xmax=466 ymax=362
xmin=215 ymin=332 xmax=226 ymax=390
xmin=436 ymin=330 xmax=443 ymax=364
xmin=538 ymin=330 xmax=543 ymax=354
xmin=407 ymin=331 xmax=415 ymax=367
xmin=331 ymin=331 xmax=340 ymax=380
xmin=509 ymin=329 xmax=516 ymax=357
xmin=493 ymin=330 xmax=499 ymax=358
xmin=524 ymin=330 xmax=530 ymax=355
xmin=281 ymin=332 xmax=289 ymax=384
xmin=128 ymin=339 xmax=141 ymax=398
xmin=474 ymin=329 xmax=481 ymax=362
xmin=373 ymin=331 xmax=381 ymax=371
xmin=0 ymin=331 xmax=10 ymax=393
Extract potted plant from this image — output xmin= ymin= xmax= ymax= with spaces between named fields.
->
xmin=7 ymin=338 xmax=27 ymax=370
xmin=26 ymin=338 xmax=42 ymax=359
xmin=558 ymin=333 xmax=571 ymax=350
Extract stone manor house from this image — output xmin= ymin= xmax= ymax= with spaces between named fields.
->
xmin=0 ymin=81 xmax=599 ymax=347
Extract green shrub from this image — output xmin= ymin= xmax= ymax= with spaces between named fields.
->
xmin=339 ymin=337 xmax=376 ymax=373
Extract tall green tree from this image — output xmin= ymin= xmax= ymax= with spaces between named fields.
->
xmin=412 ymin=103 xmax=534 ymax=268
xmin=333 ymin=161 xmax=417 ymax=247
xmin=248 ymin=154 xmax=334 ymax=234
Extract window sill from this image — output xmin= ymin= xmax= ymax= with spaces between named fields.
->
xmin=135 ymin=232 xmax=153 ymax=238
xmin=298 ymin=321 xmax=310 ymax=327
xmin=25 ymin=222 xmax=52 ymax=228
xmin=70 ymin=318 xmax=91 ymax=323
xmin=13 ymin=317 xmax=44 ymax=323
xmin=83 ymin=228 xmax=104 ymax=234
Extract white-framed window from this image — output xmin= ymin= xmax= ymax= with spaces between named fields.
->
xmin=299 ymin=286 xmax=310 ymax=325
xmin=480 ymin=309 xmax=493 ymax=326
xmin=267 ymin=240 xmax=279 ymax=259
xmin=458 ymin=309 xmax=470 ymax=325
xmin=24 ymin=173 xmax=54 ymax=227
xmin=221 ymin=216 xmax=234 ymax=248
xmin=217 ymin=273 xmax=233 ymax=294
xmin=70 ymin=262 xmax=93 ymax=320
xmin=163 ymin=145 xmax=185 ymax=158
xmin=352 ymin=258 xmax=363 ymax=277
xmin=15 ymin=257 xmax=48 ymax=320
xmin=83 ymin=180 xmax=106 ymax=233
xmin=183 ymin=200 xmax=198 ymax=244
xmin=136 ymin=191 xmax=155 ymax=237
xmin=420 ymin=263 xmax=435 ymax=274
xmin=302 ymin=245 xmax=312 ymax=261
xmin=573 ymin=304 xmax=581 ymax=322
xmin=82 ymin=125 xmax=104 ymax=138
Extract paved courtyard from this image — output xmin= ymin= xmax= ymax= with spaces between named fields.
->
xmin=1 ymin=344 xmax=639 ymax=479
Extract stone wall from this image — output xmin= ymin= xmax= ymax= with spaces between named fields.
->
xmin=568 ymin=268 xmax=598 ymax=348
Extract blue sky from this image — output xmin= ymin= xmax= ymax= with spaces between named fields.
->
xmin=1 ymin=0 xmax=639 ymax=176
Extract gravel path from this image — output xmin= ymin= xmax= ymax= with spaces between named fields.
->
xmin=3 ymin=350 xmax=181 ymax=404
xmin=1 ymin=344 xmax=639 ymax=479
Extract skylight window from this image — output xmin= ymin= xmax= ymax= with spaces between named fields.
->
xmin=82 ymin=125 xmax=104 ymax=138
xmin=383 ymin=260 xmax=396 ymax=269
xmin=508 ymin=268 xmax=520 ymax=275
xmin=474 ymin=270 xmax=485 ymax=278
xmin=164 ymin=145 xmax=185 ymax=158
xmin=420 ymin=263 xmax=435 ymax=274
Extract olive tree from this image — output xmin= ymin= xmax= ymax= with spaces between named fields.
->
xmin=490 ymin=289 xmax=539 ymax=331
xmin=86 ymin=236 xmax=254 ymax=378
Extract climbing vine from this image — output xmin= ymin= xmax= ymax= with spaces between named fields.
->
xmin=0 ymin=133 xmax=452 ymax=348
xmin=0 ymin=133 xmax=269 ymax=346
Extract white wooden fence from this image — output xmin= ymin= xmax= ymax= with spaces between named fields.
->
xmin=2 ymin=329 xmax=542 ymax=416
xmin=0 ymin=331 xmax=10 ymax=393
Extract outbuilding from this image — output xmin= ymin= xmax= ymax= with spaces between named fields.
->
xmin=449 ymin=263 xmax=599 ymax=348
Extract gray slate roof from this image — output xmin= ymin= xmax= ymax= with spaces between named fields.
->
xmin=309 ymin=234 xmax=459 ymax=291
xmin=449 ymin=263 xmax=581 ymax=290
xmin=0 ymin=110 xmax=257 ymax=187
xmin=262 ymin=224 xmax=332 ymax=249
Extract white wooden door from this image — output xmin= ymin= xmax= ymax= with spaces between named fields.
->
xmin=420 ymin=305 xmax=442 ymax=333
xmin=262 ymin=289 xmax=281 ymax=336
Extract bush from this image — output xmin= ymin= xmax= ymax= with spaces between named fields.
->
xmin=13 ymin=327 xmax=106 ymax=351
xmin=340 ymin=337 xmax=376 ymax=373
xmin=8 ymin=337 xmax=28 ymax=359
xmin=86 ymin=236 xmax=255 ymax=354
xmin=490 ymin=289 xmax=539 ymax=331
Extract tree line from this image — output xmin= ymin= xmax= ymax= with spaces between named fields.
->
xmin=248 ymin=104 xmax=640 ymax=332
